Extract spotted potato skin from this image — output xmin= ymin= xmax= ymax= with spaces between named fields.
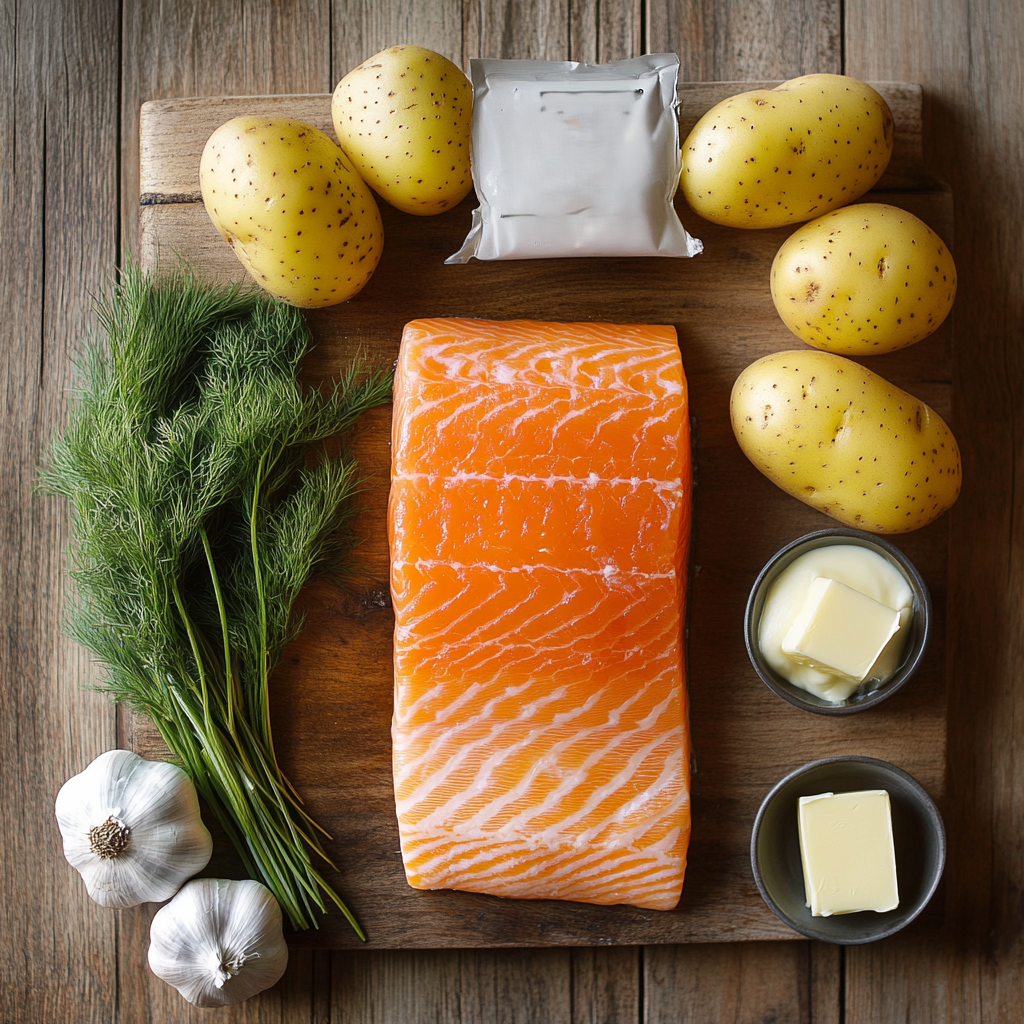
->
xmin=200 ymin=117 xmax=383 ymax=308
xmin=332 ymin=45 xmax=473 ymax=216
xmin=770 ymin=203 xmax=957 ymax=355
xmin=680 ymin=74 xmax=894 ymax=229
xmin=731 ymin=350 xmax=961 ymax=533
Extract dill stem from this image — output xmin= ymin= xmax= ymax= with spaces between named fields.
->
xmin=201 ymin=527 xmax=237 ymax=739
xmin=248 ymin=447 xmax=293 ymax=804
xmin=249 ymin=453 xmax=274 ymax=754
xmin=170 ymin=578 xmax=211 ymax=727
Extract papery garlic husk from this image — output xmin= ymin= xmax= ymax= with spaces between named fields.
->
xmin=54 ymin=749 xmax=213 ymax=908
xmin=148 ymin=878 xmax=289 ymax=1006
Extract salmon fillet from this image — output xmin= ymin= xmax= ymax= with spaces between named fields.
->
xmin=389 ymin=318 xmax=692 ymax=911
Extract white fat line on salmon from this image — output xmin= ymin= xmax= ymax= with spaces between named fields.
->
xmin=405 ymin=320 xmax=676 ymax=347
xmin=483 ymin=717 xmax=681 ymax=837
xmin=393 ymin=657 xmax=679 ymax=739
xmin=403 ymin=826 xmax=683 ymax=869
xmin=401 ymin=647 xmax=679 ymax=695
xmin=456 ymin=843 xmax=685 ymax=897
xmin=402 ymin=730 xmax=683 ymax=845
xmin=393 ymin=625 xmax=683 ymax=687
xmin=395 ymin=672 xmax=609 ymax=733
xmin=395 ymin=713 xmax=673 ymax=825
xmin=413 ymin=335 xmax=674 ymax=366
xmin=395 ymin=683 xmax=575 ymax=794
xmin=393 ymin=558 xmax=678 ymax=579
xmin=393 ymin=570 xmax=588 ymax=650
xmin=506 ymin=394 xmax=681 ymax=442
xmin=398 ymin=692 xmax=679 ymax=829
xmin=396 ymin=470 xmax=683 ymax=492
xmin=394 ymin=663 xmax=675 ymax=786
xmin=400 ymin=821 xmax=684 ymax=872
xmin=398 ymin=382 xmax=681 ymax=429
xmin=393 ymin=588 xmax=681 ymax=655
xmin=415 ymin=336 xmax=679 ymax=372
xmin=405 ymin=830 xmax=683 ymax=898
xmin=407 ymin=346 xmax=684 ymax=398
xmin=418 ymin=848 xmax=681 ymax=900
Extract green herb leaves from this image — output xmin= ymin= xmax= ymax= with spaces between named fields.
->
xmin=44 ymin=262 xmax=392 ymax=933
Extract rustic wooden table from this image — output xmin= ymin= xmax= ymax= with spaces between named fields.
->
xmin=3 ymin=2 xmax=1020 ymax=1021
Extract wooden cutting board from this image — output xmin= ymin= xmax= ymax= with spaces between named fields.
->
xmin=130 ymin=82 xmax=950 ymax=949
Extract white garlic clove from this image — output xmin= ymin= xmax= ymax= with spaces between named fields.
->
xmin=55 ymin=749 xmax=213 ymax=908
xmin=147 ymin=878 xmax=289 ymax=1006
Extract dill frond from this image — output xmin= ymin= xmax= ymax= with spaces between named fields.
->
xmin=43 ymin=261 xmax=392 ymax=935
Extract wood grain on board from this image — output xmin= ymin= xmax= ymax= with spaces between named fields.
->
xmin=130 ymin=84 xmax=950 ymax=952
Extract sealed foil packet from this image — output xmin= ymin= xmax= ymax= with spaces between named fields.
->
xmin=447 ymin=54 xmax=703 ymax=263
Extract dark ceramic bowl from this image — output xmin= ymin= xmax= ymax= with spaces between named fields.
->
xmin=744 ymin=528 xmax=931 ymax=715
xmin=750 ymin=755 xmax=945 ymax=944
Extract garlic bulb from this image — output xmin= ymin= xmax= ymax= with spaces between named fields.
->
xmin=54 ymin=749 xmax=213 ymax=908
xmin=148 ymin=878 xmax=289 ymax=1006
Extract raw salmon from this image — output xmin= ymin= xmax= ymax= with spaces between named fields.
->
xmin=389 ymin=318 xmax=691 ymax=911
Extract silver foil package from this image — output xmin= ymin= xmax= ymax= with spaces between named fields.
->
xmin=447 ymin=54 xmax=703 ymax=263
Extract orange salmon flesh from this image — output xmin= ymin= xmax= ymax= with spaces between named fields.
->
xmin=389 ymin=318 xmax=692 ymax=910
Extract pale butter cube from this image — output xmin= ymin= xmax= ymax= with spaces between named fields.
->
xmin=797 ymin=790 xmax=899 ymax=917
xmin=781 ymin=577 xmax=901 ymax=685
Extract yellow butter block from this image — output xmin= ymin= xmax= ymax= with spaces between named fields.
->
xmin=797 ymin=789 xmax=899 ymax=917
xmin=782 ymin=576 xmax=901 ymax=685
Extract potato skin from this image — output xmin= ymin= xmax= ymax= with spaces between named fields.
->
xmin=680 ymin=74 xmax=893 ymax=229
xmin=771 ymin=203 xmax=957 ymax=355
xmin=731 ymin=350 xmax=960 ymax=533
xmin=332 ymin=45 xmax=473 ymax=216
xmin=200 ymin=117 xmax=383 ymax=308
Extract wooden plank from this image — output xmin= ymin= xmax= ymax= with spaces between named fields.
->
xmin=648 ymin=0 xmax=841 ymax=82
xmin=459 ymin=949 xmax=572 ymax=1024
xmin=330 ymin=949 xmax=631 ymax=1024
xmin=644 ymin=941 xmax=812 ymax=1023
xmin=809 ymin=943 xmax=842 ymax=1024
xmin=465 ymin=0 xmax=570 ymax=62
xmin=570 ymin=947 xmax=641 ymax=1023
xmin=128 ymin=84 xmax=949 ymax=953
xmin=331 ymin=0 xmax=465 ymax=73
xmin=845 ymin=0 xmax=1024 ymax=1019
xmin=0 ymin=1 xmax=121 ymax=1022
xmin=332 ymin=950 xmax=465 ymax=1023
xmin=569 ymin=0 xmax=642 ymax=63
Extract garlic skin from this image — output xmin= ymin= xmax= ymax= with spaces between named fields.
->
xmin=148 ymin=878 xmax=289 ymax=1006
xmin=55 ymin=749 xmax=213 ymax=908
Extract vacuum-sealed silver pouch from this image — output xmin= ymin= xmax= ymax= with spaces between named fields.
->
xmin=447 ymin=54 xmax=703 ymax=263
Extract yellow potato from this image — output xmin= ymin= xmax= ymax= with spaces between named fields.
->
xmin=770 ymin=203 xmax=957 ymax=355
xmin=332 ymin=45 xmax=473 ymax=216
xmin=680 ymin=74 xmax=893 ymax=229
xmin=200 ymin=117 xmax=383 ymax=308
xmin=731 ymin=350 xmax=960 ymax=533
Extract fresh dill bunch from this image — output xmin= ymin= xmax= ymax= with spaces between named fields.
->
xmin=43 ymin=261 xmax=392 ymax=934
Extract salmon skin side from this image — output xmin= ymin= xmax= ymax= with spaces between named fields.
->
xmin=389 ymin=317 xmax=692 ymax=911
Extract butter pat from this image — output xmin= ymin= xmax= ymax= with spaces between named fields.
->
xmin=782 ymin=577 xmax=901 ymax=685
xmin=798 ymin=790 xmax=899 ymax=917
xmin=757 ymin=546 xmax=915 ymax=703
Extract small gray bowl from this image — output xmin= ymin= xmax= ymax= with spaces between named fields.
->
xmin=744 ymin=528 xmax=931 ymax=715
xmin=751 ymin=755 xmax=945 ymax=944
